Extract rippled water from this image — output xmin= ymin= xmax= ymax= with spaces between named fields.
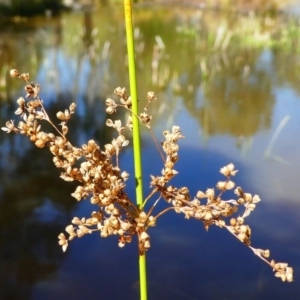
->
xmin=0 ymin=5 xmax=300 ymax=300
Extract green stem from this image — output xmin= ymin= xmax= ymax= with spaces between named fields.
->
xmin=123 ymin=1 xmax=147 ymax=300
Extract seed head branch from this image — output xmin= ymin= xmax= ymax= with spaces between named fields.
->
xmin=2 ymin=69 xmax=293 ymax=282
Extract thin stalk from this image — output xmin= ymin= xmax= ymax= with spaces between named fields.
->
xmin=118 ymin=104 xmax=165 ymax=162
xmin=123 ymin=1 xmax=147 ymax=300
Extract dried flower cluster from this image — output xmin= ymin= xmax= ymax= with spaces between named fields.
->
xmin=2 ymin=69 xmax=293 ymax=282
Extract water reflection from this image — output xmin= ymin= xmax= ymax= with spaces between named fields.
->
xmin=0 ymin=6 xmax=300 ymax=300
xmin=0 ymin=146 xmax=75 ymax=299
xmin=195 ymin=50 xmax=274 ymax=137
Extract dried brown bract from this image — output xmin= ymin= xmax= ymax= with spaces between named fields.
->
xmin=2 ymin=69 xmax=293 ymax=282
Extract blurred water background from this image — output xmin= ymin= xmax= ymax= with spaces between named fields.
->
xmin=1 ymin=1 xmax=300 ymax=299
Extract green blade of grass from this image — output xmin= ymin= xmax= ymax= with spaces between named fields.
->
xmin=123 ymin=1 xmax=147 ymax=299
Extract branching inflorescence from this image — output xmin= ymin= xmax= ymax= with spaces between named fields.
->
xmin=2 ymin=69 xmax=293 ymax=282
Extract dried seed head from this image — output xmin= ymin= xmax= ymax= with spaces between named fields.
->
xmin=253 ymin=195 xmax=261 ymax=203
xmin=58 ymin=233 xmax=68 ymax=252
xmin=35 ymin=140 xmax=45 ymax=148
xmin=114 ymin=87 xmax=126 ymax=98
xmin=196 ymin=191 xmax=206 ymax=198
xmin=140 ymin=231 xmax=149 ymax=241
xmin=121 ymin=171 xmax=129 ymax=181
xmin=20 ymin=73 xmax=30 ymax=82
xmin=106 ymin=106 xmax=116 ymax=114
xmin=220 ymin=163 xmax=238 ymax=177
xmin=262 ymin=249 xmax=270 ymax=258
xmin=118 ymin=241 xmax=126 ymax=248
xmin=206 ymin=188 xmax=215 ymax=199
xmin=106 ymin=119 xmax=114 ymax=127
xmin=62 ymin=125 xmax=68 ymax=135
xmin=147 ymin=91 xmax=156 ymax=102
xmin=10 ymin=69 xmax=20 ymax=78
xmin=144 ymin=240 xmax=151 ymax=249
xmin=56 ymin=111 xmax=66 ymax=120
xmin=69 ymin=103 xmax=76 ymax=113
xmin=217 ymin=181 xmax=227 ymax=190
xmin=16 ymin=97 xmax=25 ymax=106
xmin=230 ymin=218 xmax=237 ymax=226
xmin=106 ymin=98 xmax=116 ymax=106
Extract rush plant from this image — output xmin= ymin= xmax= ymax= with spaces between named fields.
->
xmin=1 ymin=1 xmax=293 ymax=299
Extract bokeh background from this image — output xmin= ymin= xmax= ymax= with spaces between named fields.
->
xmin=1 ymin=1 xmax=300 ymax=299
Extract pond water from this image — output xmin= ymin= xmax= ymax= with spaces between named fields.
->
xmin=1 ymin=5 xmax=300 ymax=300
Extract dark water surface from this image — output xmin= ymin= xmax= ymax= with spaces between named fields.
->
xmin=1 ymin=5 xmax=300 ymax=300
